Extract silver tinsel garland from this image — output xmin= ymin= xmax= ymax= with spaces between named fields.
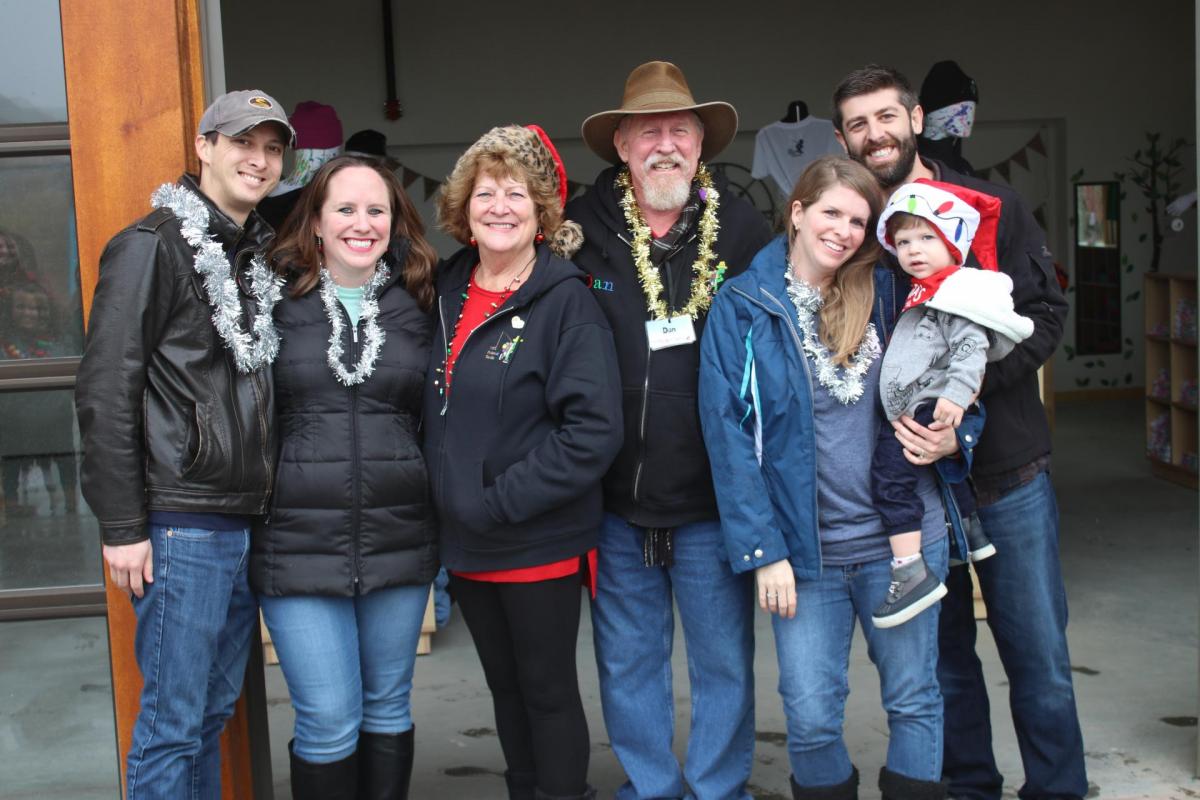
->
xmin=319 ymin=264 xmax=389 ymax=386
xmin=784 ymin=267 xmax=880 ymax=405
xmin=150 ymin=183 xmax=283 ymax=373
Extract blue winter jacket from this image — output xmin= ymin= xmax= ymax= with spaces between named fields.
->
xmin=699 ymin=236 xmax=980 ymax=579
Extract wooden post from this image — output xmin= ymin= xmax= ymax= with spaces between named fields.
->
xmin=60 ymin=0 xmax=257 ymax=796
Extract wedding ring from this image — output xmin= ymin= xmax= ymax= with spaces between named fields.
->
xmin=918 ymin=449 xmax=926 ymax=459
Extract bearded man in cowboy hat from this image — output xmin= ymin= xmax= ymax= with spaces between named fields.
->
xmin=566 ymin=61 xmax=770 ymax=800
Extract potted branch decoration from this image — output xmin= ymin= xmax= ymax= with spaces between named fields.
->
xmin=1115 ymin=132 xmax=1189 ymax=272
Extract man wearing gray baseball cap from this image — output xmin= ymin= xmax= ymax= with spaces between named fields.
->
xmin=76 ymin=88 xmax=293 ymax=798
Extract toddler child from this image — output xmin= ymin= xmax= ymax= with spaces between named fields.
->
xmin=870 ymin=179 xmax=1033 ymax=628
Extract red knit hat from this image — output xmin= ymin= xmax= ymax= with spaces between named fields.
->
xmin=289 ymin=101 xmax=343 ymax=150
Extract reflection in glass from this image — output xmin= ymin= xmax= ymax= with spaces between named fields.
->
xmin=0 ymin=389 xmax=101 ymax=591
xmin=0 ymin=617 xmax=120 ymax=797
xmin=0 ymin=155 xmax=83 ymax=355
xmin=0 ymin=0 xmax=68 ymax=124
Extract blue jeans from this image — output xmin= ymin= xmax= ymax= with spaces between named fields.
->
xmin=591 ymin=515 xmax=755 ymax=800
xmin=938 ymin=471 xmax=1087 ymax=800
xmin=773 ymin=538 xmax=948 ymax=787
xmin=126 ymin=524 xmax=258 ymax=800
xmin=259 ymin=583 xmax=429 ymax=763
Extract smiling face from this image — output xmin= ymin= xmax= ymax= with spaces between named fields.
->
xmin=614 ymin=111 xmax=703 ymax=212
xmin=195 ymin=123 xmax=286 ymax=225
xmin=313 ymin=166 xmax=393 ymax=286
xmin=836 ymin=88 xmax=923 ymax=190
xmin=468 ymin=171 xmax=538 ymax=261
xmin=891 ymin=217 xmax=957 ymax=280
xmin=788 ymin=183 xmax=871 ymax=287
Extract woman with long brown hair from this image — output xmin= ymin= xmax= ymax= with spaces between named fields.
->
xmin=700 ymin=155 xmax=953 ymax=800
xmin=254 ymin=154 xmax=438 ymax=799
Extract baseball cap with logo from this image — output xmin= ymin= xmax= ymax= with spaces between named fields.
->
xmin=197 ymin=90 xmax=296 ymax=146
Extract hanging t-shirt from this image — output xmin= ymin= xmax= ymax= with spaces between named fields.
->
xmin=752 ymin=118 xmax=844 ymax=198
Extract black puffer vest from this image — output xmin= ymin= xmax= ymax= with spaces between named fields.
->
xmin=252 ymin=265 xmax=438 ymax=596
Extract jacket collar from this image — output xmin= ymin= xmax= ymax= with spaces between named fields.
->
xmin=438 ymin=243 xmax=584 ymax=305
xmin=178 ymin=173 xmax=273 ymax=251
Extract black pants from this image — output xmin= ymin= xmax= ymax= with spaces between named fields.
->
xmin=450 ymin=572 xmax=590 ymax=796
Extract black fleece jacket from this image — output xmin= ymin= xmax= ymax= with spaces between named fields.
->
xmin=565 ymin=166 xmax=772 ymax=528
xmin=422 ymin=245 xmax=623 ymax=572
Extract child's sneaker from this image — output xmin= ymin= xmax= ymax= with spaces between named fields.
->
xmin=872 ymin=555 xmax=948 ymax=629
xmin=949 ymin=514 xmax=998 ymax=566
xmin=964 ymin=514 xmax=996 ymax=562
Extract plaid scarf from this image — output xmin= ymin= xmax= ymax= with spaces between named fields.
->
xmin=648 ymin=183 xmax=702 ymax=268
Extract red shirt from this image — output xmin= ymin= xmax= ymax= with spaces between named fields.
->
xmin=446 ymin=271 xmax=597 ymax=596
xmin=444 ymin=275 xmax=505 ymax=391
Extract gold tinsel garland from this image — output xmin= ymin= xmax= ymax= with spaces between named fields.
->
xmin=616 ymin=165 xmax=727 ymax=321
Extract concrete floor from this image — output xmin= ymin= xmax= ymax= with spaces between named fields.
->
xmin=3 ymin=395 xmax=1199 ymax=798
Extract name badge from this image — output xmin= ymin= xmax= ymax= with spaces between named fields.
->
xmin=645 ymin=315 xmax=697 ymax=351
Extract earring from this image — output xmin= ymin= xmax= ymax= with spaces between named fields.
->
xmin=469 ymin=236 xmax=477 ymax=248
xmin=534 ymin=229 xmax=545 ymax=245
xmin=315 ymin=234 xmax=323 ymax=252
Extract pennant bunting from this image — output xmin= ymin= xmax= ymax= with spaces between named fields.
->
xmin=402 ymin=167 xmax=419 ymax=188
xmin=1028 ymin=132 xmax=1046 ymax=156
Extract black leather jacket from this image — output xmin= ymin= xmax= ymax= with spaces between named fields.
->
xmin=76 ymin=175 xmax=277 ymax=545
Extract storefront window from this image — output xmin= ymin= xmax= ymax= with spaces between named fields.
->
xmin=0 ymin=617 xmax=120 ymax=796
xmin=0 ymin=155 xmax=84 ymax=356
xmin=0 ymin=0 xmax=68 ymax=125
xmin=0 ymin=388 xmax=98 ymax=591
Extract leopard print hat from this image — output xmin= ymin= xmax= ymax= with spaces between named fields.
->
xmin=445 ymin=124 xmax=584 ymax=259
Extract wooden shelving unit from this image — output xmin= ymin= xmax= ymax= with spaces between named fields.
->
xmin=1145 ymin=273 xmax=1198 ymax=489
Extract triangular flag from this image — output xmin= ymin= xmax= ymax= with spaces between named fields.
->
xmin=1011 ymin=147 xmax=1029 ymax=171
xmin=402 ymin=167 xmax=419 ymax=188
xmin=995 ymin=161 xmax=1011 ymax=182
xmin=1032 ymin=205 xmax=1047 ymax=229
xmin=1028 ymin=132 xmax=1046 ymax=156
xmin=423 ymin=177 xmax=440 ymax=200
xmin=567 ymin=180 xmax=581 ymax=197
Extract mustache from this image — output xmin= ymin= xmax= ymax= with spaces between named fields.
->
xmin=643 ymin=153 xmax=687 ymax=173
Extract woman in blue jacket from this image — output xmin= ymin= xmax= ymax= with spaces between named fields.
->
xmin=699 ymin=156 xmax=957 ymax=800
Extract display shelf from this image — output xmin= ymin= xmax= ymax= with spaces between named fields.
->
xmin=1145 ymin=274 xmax=1198 ymax=489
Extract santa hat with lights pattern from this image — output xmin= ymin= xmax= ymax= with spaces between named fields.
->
xmin=877 ymin=179 xmax=1001 ymax=270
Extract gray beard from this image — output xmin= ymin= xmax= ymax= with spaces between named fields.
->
xmin=640 ymin=175 xmax=691 ymax=212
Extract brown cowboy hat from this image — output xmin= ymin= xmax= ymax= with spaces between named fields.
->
xmin=581 ymin=61 xmax=738 ymax=165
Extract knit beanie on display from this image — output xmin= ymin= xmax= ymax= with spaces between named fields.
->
xmin=289 ymin=101 xmax=343 ymax=150
xmin=919 ymin=61 xmax=978 ymax=112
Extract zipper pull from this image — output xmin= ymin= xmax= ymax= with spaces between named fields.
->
xmin=352 ymin=323 xmax=359 ymax=344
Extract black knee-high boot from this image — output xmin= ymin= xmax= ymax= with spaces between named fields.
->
xmin=790 ymin=766 xmax=859 ymax=800
xmin=357 ymin=729 xmax=414 ymax=799
xmin=289 ymin=740 xmax=358 ymax=800
xmin=878 ymin=767 xmax=948 ymax=800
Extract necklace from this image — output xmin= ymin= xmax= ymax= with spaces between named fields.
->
xmin=319 ymin=263 xmax=389 ymax=386
xmin=783 ymin=264 xmax=880 ymax=405
xmin=436 ymin=260 xmax=529 ymax=396
xmin=616 ymin=165 xmax=726 ymax=320
xmin=151 ymin=183 xmax=283 ymax=373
